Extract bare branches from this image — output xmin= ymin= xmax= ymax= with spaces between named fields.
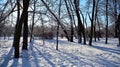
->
xmin=41 ymin=0 xmax=70 ymax=40
xmin=0 ymin=3 xmax=16 ymax=23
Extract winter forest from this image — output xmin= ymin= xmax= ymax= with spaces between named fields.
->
xmin=0 ymin=0 xmax=120 ymax=67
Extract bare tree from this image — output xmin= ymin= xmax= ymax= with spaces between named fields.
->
xmin=105 ymin=0 xmax=108 ymax=44
xmin=116 ymin=14 xmax=120 ymax=46
xmin=74 ymin=0 xmax=86 ymax=44
xmin=93 ymin=0 xmax=100 ymax=42
xmin=13 ymin=0 xmax=30 ymax=58
xmin=113 ymin=0 xmax=118 ymax=37
xmin=22 ymin=11 xmax=28 ymax=50
xmin=30 ymin=0 xmax=37 ymax=42
xmin=41 ymin=0 xmax=70 ymax=41
xmin=64 ymin=0 xmax=74 ymax=42
xmin=13 ymin=0 xmax=20 ymax=47
xmin=89 ymin=0 xmax=95 ymax=46
xmin=118 ymin=14 xmax=120 ymax=46
xmin=56 ymin=0 xmax=62 ymax=50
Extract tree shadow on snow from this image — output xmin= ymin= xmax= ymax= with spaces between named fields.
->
xmin=20 ymin=42 xmax=40 ymax=67
xmin=33 ymin=41 xmax=93 ymax=66
xmin=0 ymin=47 xmax=14 ymax=67
xmin=21 ymin=50 xmax=31 ymax=67
xmin=32 ymin=40 xmax=120 ymax=66
xmin=31 ymin=48 xmax=41 ymax=67
xmin=92 ymin=45 xmax=120 ymax=55
xmin=10 ymin=58 xmax=19 ymax=67
xmin=33 ymin=45 xmax=55 ymax=67
xmin=57 ymin=50 xmax=95 ymax=66
xmin=57 ymin=50 xmax=120 ymax=67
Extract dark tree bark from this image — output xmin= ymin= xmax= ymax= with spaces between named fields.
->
xmin=116 ymin=14 xmax=120 ymax=46
xmin=105 ymin=0 xmax=108 ymax=44
xmin=89 ymin=0 xmax=95 ymax=46
xmin=64 ymin=0 xmax=74 ymax=42
xmin=94 ymin=0 xmax=99 ymax=42
xmin=94 ymin=23 xmax=96 ymax=41
xmin=13 ymin=0 xmax=30 ymax=58
xmin=118 ymin=14 xmax=120 ymax=46
xmin=30 ymin=0 xmax=37 ymax=42
xmin=22 ymin=11 xmax=28 ymax=50
xmin=13 ymin=0 xmax=20 ymax=47
xmin=56 ymin=0 xmax=61 ymax=50
xmin=74 ymin=0 xmax=82 ymax=43
xmin=119 ymin=28 xmax=120 ymax=46
xmin=68 ymin=1 xmax=74 ymax=42
xmin=69 ymin=0 xmax=78 ymax=39
xmin=56 ymin=21 xmax=59 ymax=50
xmin=79 ymin=9 xmax=86 ymax=44
xmin=97 ymin=16 xmax=100 ymax=41
xmin=114 ymin=0 xmax=118 ymax=37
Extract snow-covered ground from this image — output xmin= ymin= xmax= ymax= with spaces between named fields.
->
xmin=0 ymin=37 xmax=120 ymax=67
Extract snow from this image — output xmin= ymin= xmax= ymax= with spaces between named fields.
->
xmin=0 ymin=37 xmax=120 ymax=67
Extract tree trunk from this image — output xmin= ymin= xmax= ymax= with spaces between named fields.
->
xmin=94 ymin=0 xmax=99 ymax=42
xmin=89 ymin=0 xmax=95 ymax=46
xmin=22 ymin=11 xmax=28 ymax=50
xmin=30 ymin=0 xmax=36 ymax=42
xmin=118 ymin=14 xmax=120 ymax=45
xmin=64 ymin=0 xmax=73 ymax=42
xmin=79 ymin=9 xmax=86 ymax=44
xmin=13 ymin=0 xmax=30 ymax=58
xmin=117 ymin=14 xmax=120 ymax=46
xmin=56 ymin=23 xmax=59 ymax=50
xmin=114 ymin=0 xmax=118 ymax=37
xmin=56 ymin=0 xmax=61 ymax=50
xmin=94 ymin=25 xmax=96 ymax=41
xmin=118 ymin=29 xmax=120 ymax=46
xmin=97 ymin=16 xmax=100 ymax=41
xmin=13 ymin=0 xmax=20 ymax=47
xmin=74 ymin=0 xmax=83 ymax=43
xmin=105 ymin=0 xmax=108 ymax=44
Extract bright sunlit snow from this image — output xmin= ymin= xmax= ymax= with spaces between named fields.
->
xmin=0 ymin=37 xmax=120 ymax=67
